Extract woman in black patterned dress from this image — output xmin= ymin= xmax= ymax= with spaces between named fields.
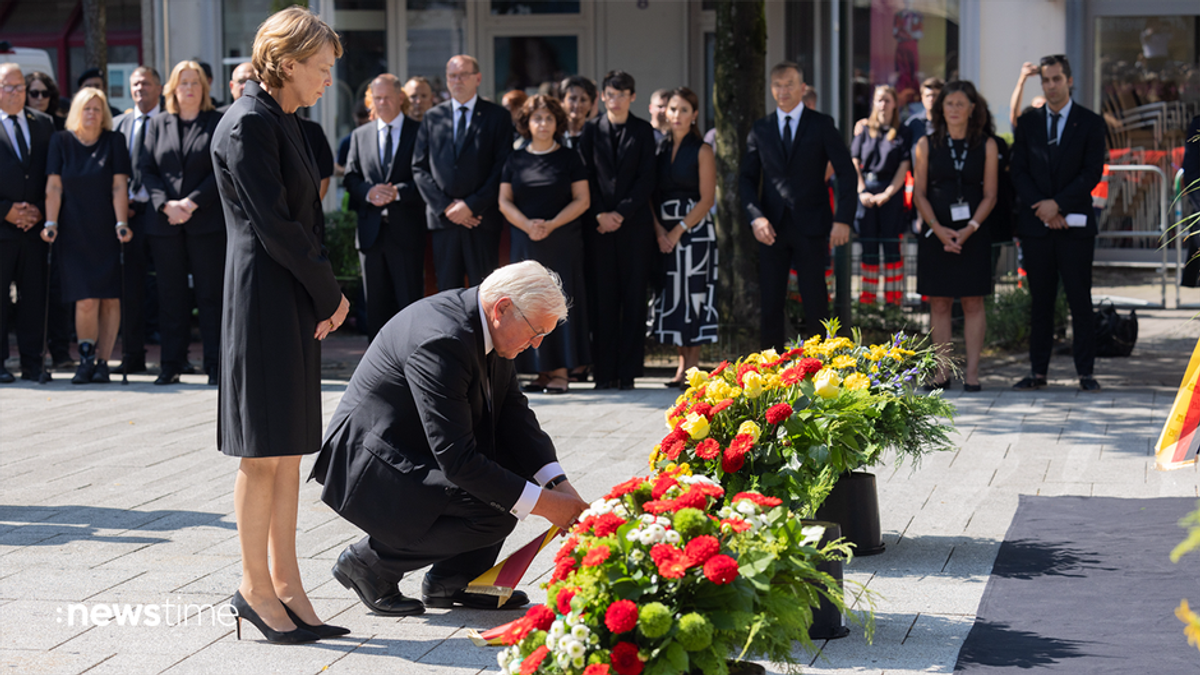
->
xmin=651 ymin=87 xmax=717 ymax=388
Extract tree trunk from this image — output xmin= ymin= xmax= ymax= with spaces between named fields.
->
xmin=82 ymin=0 xmax=107 ymax=88
xmin=713 ymin=0 xmax=766 ymax=358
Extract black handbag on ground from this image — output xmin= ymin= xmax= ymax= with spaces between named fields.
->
xmin=1093 ymin=301 xmax=1138 ymax=357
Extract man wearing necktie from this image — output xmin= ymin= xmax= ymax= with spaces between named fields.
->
xmin=740 ymin=62 xmax=857 ymax=350
xmin=0 ymin=63 xmax=55 ymax=382
xmin=344 ymin=74 xmax=426 ymax=340
xmin=413 ymin=55 xmax=514 ymax=291
xmin=310 ymin=261 xmax=589 ymax=616
xmin=112 ymin=66 xmax=164 ymax=375
xmin=1011 ymin=54 xmax=1106 ymax=393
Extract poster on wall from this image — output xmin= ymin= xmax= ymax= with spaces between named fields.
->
xmin=865 ymin=0 xmax=959 ymax=121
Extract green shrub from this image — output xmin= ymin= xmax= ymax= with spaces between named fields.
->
xmin=985 ymin=286 xmax=1067 ymax=350
xmin=324 ymin=210 xmax=361 ymax=280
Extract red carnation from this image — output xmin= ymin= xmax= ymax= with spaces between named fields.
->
xmin=593 ymin=513 xmax=627 ymax=538
xmin=711 ymin=360 xmax=730 ymax=376
xmin=642 ymin=499 xmax=673 ymax=514
xmin=662 ymin=438 xmax=686 ymax=461
xmin=520 ymin=645 xmax=550 ymax=674
xmin=651 ymin=474 xmax=679 ymax=500
xmin=551 ymin=556 xmax=577 ymax=583
xmin=650 ymin=543 xmax=688 ymax=579
xmin=728 ymin=433 xmax=755 ymax=456
xmin=583 ymin=665 xmax=611 ymax=675
xmin=668 ymin=401 xmax=688 ymax=420
xmin=710 ymin=399 xmax=734 ymax=416
xmin=703 ymin=554 xmax=740 ymax=584
xmin=604 ymin=476 xmax=647 ymax=500
xmin=692 ymin=385 xmax=707 ymax=400
xmin=555 ymin=535 xmax=579 ymax=563
xmin=765 ymin=402 xmax=794 ymax=425
xmin=692 ymin=482 xmax=725 ymax=498
xmin=692 ymin=402 xmax=713 ymax=419
xmin=684 ymin=535 xmax=721 ymax=567
xmin=732 ymin=492 xmax=783 ymax=508
xmin=672 ymin=487 xmax=707 ymax=511
xmin=604 ymin=599 xmax=639 ymax=634
xmin=610 ymin=642 xmax=643 ymax=675
xmin=526 ymin=604 xmax=556 ymax=631
xmin=798 ymin=357 xmax=824 ymax=375
xmin=555 ymin=587 xmax=577 ymax=615
xmin=720 ymin=517 xmax=752 ymax=533
xmin=721 ymin=448 xmax=745 ymax=473
xmin=573 ymin=515 xmax=598 ymax=536
xmin=694 ymin=438 xmax=721 ymax=460
xmin=583 ymin=544 xmax=611 ymax=567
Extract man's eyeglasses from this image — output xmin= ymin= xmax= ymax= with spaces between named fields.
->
xmin=27 ymin=89 xmax=50 ymax=99
xmin=1 ymin=84 xmax=27 ymax=94
xmin=512 ymin=304 xmax=549 ymax=343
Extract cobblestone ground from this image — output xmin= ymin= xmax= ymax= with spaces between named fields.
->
xmin=2 ymin=306 xmax=1198 ymax=674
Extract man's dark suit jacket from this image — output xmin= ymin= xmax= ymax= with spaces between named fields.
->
xmin=344 ymin=115 xmax=423 ymax=250
xmin=113 ymin=104 xmax=163 ymax=195
xmin=1010 ymin=102 xmax=1106 ymax=239
xmin=311 ymin=287 xmax=557 ymax=550
xmin=739 ymin=108 xmax=857 ymax=237
xmin=0 ymin=107 xmax=54 ymax=240
xmin=412 ymin=98 xmax=513 ymax=232
xmin=138 ymin=110 xmax=224 ymax=237
xmin=578 ymin=112 xmax=658 ymax=228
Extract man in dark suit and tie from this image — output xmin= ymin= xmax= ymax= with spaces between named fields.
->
xmin=311 ymin=261 xmax=589 ymax=616
xmin=1010 ymin=55 xmax=1106 ymax=392
xmin=413 ymin=55 xmax=513 ymax=291
xmin=578 ymin=70 xmax=658 ymax=390
xmin=112 ymin=66 xmax=163 ymax=375
xmin=344 ymin=74 xmax=426 ymax=340
xmin=740 ymin=62 xmax=856 ymax=350
xmin=0 ymin=63 xmax=54 ymax=382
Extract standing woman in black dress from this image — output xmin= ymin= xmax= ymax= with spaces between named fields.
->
xmin=211 ymin=7 xmax=350 ymax=643
xmin=41 ymin=88 xmax=132 ymax=385
xmin=139 ymin=60 xmax=225 ymax=386
xmin=498 ymin=94 xmax=591 ymax=394
xmin=651 ymin=87 xmax=717 ymax=387
xmin=913 ymin=80 xmax=998 ymax=392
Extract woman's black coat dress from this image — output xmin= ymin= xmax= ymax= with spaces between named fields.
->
xmin=211 ymin=81 xmax=342 ymax=458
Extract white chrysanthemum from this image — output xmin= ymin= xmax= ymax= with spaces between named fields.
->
xmin=645 ymin=524 xmax=666 ymax=543
xmin=573 ymin=655 xmax=587 ymax=669
xmin=568 ymin=612 xmax=585 ymax=627
xmin=498 ymin=649 xmax=512 ymax=668
xmin=571 ymin=623 xmax=590 ymax=641
xmin=545 ymin=634 xmax=558 ymax=652
xmin=566 ymin=639 xmax=586 ymax=658
xmin=629 ymin=549 xmax=645 ymax=563
xmin=736 ymin=500 xmax=758 ymax=516
xmin=664 ymin=529 xmax=682 ymax=544
xmin=556 ymin=651 xmax=571 ymax=669
xmin=800 ymin=525 xmax=826 ymax=547
xmin=656 ymin=515 xmax=672 ymax=527
xmin=549 ymin=620 xmax=566 ymax=638
xmin=640 ymin=514 xmax=657 ymax=525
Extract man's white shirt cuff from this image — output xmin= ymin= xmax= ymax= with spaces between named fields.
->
xmin=509 ymin=462 xmax=567 ymax=520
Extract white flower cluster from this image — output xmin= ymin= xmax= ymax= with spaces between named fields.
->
xmin=578 ymin=496 xmax=631 ymax=522
xmin=546 ymin=612 xmax=599 ymax=671
xmin=716 ymin=500 xmax=772 ymax=534
xmin=627 ymin=513 xmax=681 ymax=547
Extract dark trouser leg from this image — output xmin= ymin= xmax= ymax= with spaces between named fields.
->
xmin=349 ymin=489 xmax=516 ymax=583
xmin=615 ymin=227 xmax=651 ymax=381
xmin=793 ymin=236 xmax=831 ymax=340
xmin=46 ymin=245 xmax=71 ymax=363
xmin=431 ymin=227 xmax=466 ymax=292
xmin=360 ymin=244 xmax=398 ymax=341
xmin=587 ymin=231 xmax=620 ymax=384
xmin=463 ymin=226 xmax=501 ymax=288
xmin=186 ymin=229 xmax=226 ymax=371
xmin=1021 ymin=236 xmax=1057 ymax=376
xmin=758 ymin=239 xmax=795 ymax=352
xmin=0 ymin=236 xmax=48 ymax=370
xmin=120 ymin=208 xmax=149 ymax=361
xmin=1057 ymin=236 xmax=1096 ymax=376
xmin=390 ymin=215 xmax=427 ymax=312
xmin=147 ymin=235 xmax=190 ymax=366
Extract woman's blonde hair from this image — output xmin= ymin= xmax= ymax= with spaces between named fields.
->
xmin=65 ymin=87 xmax=113 ymax=134
xmin=164 ymin=60 xmax=215 ymax=115
xmin=867 ymin=85 xmax=900 ymax=142
xmin=251 ymin=6 xmax=343 ymax=91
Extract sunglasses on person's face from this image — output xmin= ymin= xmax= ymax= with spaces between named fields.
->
xmin=27 ymin=89 xmax=50 ymax=99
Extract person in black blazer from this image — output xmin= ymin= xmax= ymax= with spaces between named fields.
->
xmin=740 ymin=61 xmax=857 ymax=350
xmin=210 ymin=6 xmax=350 ymax=644
xmin=0 ymin=64 xmax=55 ymax=382
xmin=139 ymin=61 xmax=226 ymax=385
xmin=412 ymin=54 xmax=513 ymax=291
xmin=111 ymin=66 xmax=164 ymax=375
xmin=310 ymin=261 xmax=589 ymax=616
xmin=578 ymin=70 xmax=658 ymax=390
xmin=1010 ymin=55 xmax=1106 ymax=393
xmin=344 ymin=73 xmax=425 ymax=339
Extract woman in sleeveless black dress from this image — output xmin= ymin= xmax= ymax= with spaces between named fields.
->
xmin=498 ymin=94 xmax=591 ymax=394
xmin=651 ymin=88 xmax=718 ymax=388
xmin=914 ymin=80 xmax=998 ymax=392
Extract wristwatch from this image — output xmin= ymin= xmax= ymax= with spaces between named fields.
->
xmin=544 ymin=474 xmax=569 ymax=490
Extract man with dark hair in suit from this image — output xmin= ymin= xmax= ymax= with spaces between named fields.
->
xmin=578 ymin=70 xmax=658 ymax=390
xmin=741 ymin=61 xmax=856 ymax=350
xmin=1010 ymin=54 xmax=1106 ymax=392
xmin=344 ymin=74 xmax=426 ymax=340
xmin=0 ymin=63 xmax=55 ymax=382
xmin=311 ymin=260 xmax=589 ymax=616
xmin=111 ymin=65 xmax=163 ymax=375
xmin=413 ymin=54 xmax=513 ymax=291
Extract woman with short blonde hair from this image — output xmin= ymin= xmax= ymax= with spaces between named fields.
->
xmin=212 ymin=6 xmax=350 ymax=644
xmin=162 ymin=60 xmax=215 ymax=115
xmin=63 ymin=87 xmax=112 ymax=134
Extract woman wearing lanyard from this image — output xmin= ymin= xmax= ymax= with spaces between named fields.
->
xmin=912 ymin=80 xmax=997 ymax=392
xmin=850 ymin=85 xmax=911 ymax=305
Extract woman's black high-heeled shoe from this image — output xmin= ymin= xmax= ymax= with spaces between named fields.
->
xmin=230 ymin=591 xmax=320 ymax=644
xmin=282 ymin=602 xmax=350 ymax=638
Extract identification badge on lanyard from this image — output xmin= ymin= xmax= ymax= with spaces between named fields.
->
xmin=950 ymin=201 xmax=971 ymax=222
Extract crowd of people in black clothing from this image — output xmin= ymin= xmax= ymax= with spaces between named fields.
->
xmin=2 ymin=51 xmax=1144 ymax=394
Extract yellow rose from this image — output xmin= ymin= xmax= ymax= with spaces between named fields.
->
xmin=737 ymin=420 xmax=761 ymax=443
xmin=760 ymin=348 xmax=779 ymax=361
xmin=682 ymin=412 xmax=710 ymax=440
xmin=844 ymin=372 xmax=871 ymax=391
xmin=686 ymin=367 xmax=709 ymax=389
xmin=831 ymin=354 xmax=857 ymax=370
xmin=814 ymin=368 xmax=841 ymax=399
xmin=742 ymin=371 xmax=764 ymax=398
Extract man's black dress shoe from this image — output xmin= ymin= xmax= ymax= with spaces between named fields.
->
xmin=1012 ymin=375 xmax=1048 ymax=391
xmin=0 ymin=368 xmax=14 ymax=384
xmin=20 ymin=368 xmax=43 ymax=382
xmin=593 ymin=380 xmax=617 ymax=391
xmin=1079 ymin=376 xmax=1102 ymax=392
xmin=112 ymin=357 xmax=147 ymax=375
xmin=332 ymin=549 xmax=424 ymax=616
xmin=422 ymin=576 xmax=529 ymax=610
xmin=206 ymin=364 xmax=219 ymax=386
xmin=155 ymin=363 xmax=182 ymax=385
xmin=618 ymin=379 xmax=635 ymax=391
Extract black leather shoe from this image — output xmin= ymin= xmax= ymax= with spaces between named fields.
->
xmin=963 ymin=382 xmax=983 ymax=392
xmin=593 ymin=380 xmax=617 ymax=391
xmin=20 ymin=368 xmax=42 ymax=382
xmin=112 ymin=356 xmax=147 ymax=375
xmin=922 ymin=378 xmax=951 ymax=392
xmin=618 ymin=379 xmax=635 ymax=391
xmin=91 ymin=361 xmax=111 ymax=383
xmin=1079 ymin=377 xmax=1102 ymax=392
xmin=0 ymin=367 xmax=14 ymax=384
xmin=1012 ymin=375 xmax=1047 ymax=391
xmin=155 ymin=363 xmax=182 ymax=385
xmin=206 ymin=364 xmax=219 ymax=386
xmin=422 ymin=576 xmax=529 ymax=610
xmin=332 ymin=549 xmax=424 ymax=616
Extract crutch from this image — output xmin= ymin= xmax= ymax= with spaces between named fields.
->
xmin=119 ymin=238 xmax=129 ymax=385
xmin=37 ymin=240 xmax=53 ymax=384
